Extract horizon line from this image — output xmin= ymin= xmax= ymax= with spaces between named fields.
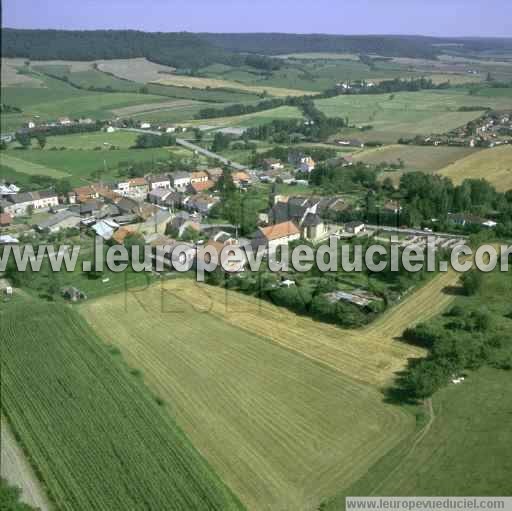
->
xmin=3 ymin=26 xmax=512 ymax=40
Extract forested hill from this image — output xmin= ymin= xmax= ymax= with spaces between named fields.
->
xmin=1 ymin=29 xmax=238 ymax=69
xmin=3 ymin=29 xmax=512 ymax=69
xmin=198 ymin=33 xmax=442 ymax=59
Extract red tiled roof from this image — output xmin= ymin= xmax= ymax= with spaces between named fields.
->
xmin=258 ymin=221 xmax=300 ymax=241
xmin=190 ymin=181 xmax=214 ymax=193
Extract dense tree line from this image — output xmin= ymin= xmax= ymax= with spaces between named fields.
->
xmin=322 ymin=77 xmax=450 ymax=98
xmin=196 ymin=98 xmax=287 ymax=119
xmin=206 ymin=238 xmax=440 ymax=328
xmin=310 ymin=165 xmax=512 ymax=234
xmin=133 ymin=133 xmax=176 ymax=149
xmin=2 ymin=29 xmax=284 ymax=71
xmin=394 ymin=272 xmax=512 ymax=401
xmin=243 ymin=98 xmax=346 ymax=143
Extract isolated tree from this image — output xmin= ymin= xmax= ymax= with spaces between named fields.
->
xmin=193 ymin=128 xmax=203 ymax=142
xmin=461 ymin=271 xmax=483 ymax=296
xmin=36 ymin=133 xmax=47 ymax=149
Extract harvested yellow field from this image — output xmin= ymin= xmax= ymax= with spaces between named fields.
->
xmin=439 ymin=145 xmax=512 ymax=191
xmin=156 ymin=273 xmax=458 ymax=386
xmin=152 ymin=75 xmax=315 ymax=97
xmin=80 ymin=280 xmax=417 ymax=510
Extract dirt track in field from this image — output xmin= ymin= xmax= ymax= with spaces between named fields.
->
xmin=1 ymin=417 xmax=52 ymax=510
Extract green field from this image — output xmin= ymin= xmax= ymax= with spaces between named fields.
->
xmin=0 ymin=153 xmax=71 ymax=179
xmin=0 ymin=297 xmax=243 ymax=511
xmin=43 ymin=130 xmax=138 ymax=150
xmin=1 ymin=146 xmax=185 ymax=185
xmin=316 ymin=89 xmax=512 ymax=143
xmin=326 ymin=268 xmax=512 ymax=506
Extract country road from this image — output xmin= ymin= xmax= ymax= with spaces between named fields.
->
xmin=122 ymin=128 xmax=247 ymax=170
xmin=1 ymin=417 xmax=52 ymax=510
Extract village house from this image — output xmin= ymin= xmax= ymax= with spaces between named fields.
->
xmin=232 ymin=171 xmax=251 ymax=189
xmin=147 ymin=188 xmax=173 ymax=206
xmin=91 ymin=219 xmax=120 ymax=241
xmin=190 ymin=171 xmax=209 ymax=184
xmin=58 ymin=117 xmax=73 ymax=126
xmin=288 ymin=151 xmax=316 ymax=172
xmin=252 ymin=221 xmax=301 ymax=255
xmin=69 ymin=185 xmax=101 ymax=204
xmin=171 ymin=171 xmax=192 ymax=191
xmin=147 ymin=175 xmax=172 ymax=191
xmin=344 ymin=221 xmax=366 ymax=235
xmin=0 ymin=191 xmax=59 ymax=217
xmin=115 ymin=178 xmax=149 ymax=197
xmin=206 ymin=167 xmax=224 ymax=182
xmin=36 ymin=210 xmax=81 ymax=233
xmin=188 ymin=180 xmax=214 ymax=195
xmin=186 ymin=194 xmax=219 ymax=215
xmin=0 ymin=183 xmax=20 ymax=197
xmin=263 ymin=159 xmax=284 ymax=171
xmin=0 ymin=212 xmax=12 ymax=227
xmin=298 ymin=156 xmax=316 ymax=173
xmin=161 ymin=191 xmax=185 ymax=210
xmin=301 ymin=213 xmax=328 ymax=242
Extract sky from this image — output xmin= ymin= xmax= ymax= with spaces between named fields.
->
xmin=3 ymin=0 xmax=512 ymax=38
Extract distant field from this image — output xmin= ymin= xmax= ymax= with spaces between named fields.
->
xmin=110 ymin=99 xmax=200 ymax=117
xmin=316 ymin=89 xmax=512 ymax=142
xmin=439 ymin=145 xmax=512 ymax=191
xmin=0 ymin=153 xmax=70 ymax=179
xmin=42 ymin=130 xmax=138 ymax=149
xmin=353 ymin=144 xmax=482 ymax=172
xmin=280 ymin=52 xmax=362 ymax=60
xmin=96 ymin=57 xmax=177 ymax=83
xmin=1 ymin=58 xmax=44 ymax=87
xmin=1 ymin=297 xmax=243 ymax=511
xmin=2 ymin=146 xmax=179 ymax=185
xmin=186 ymin=105 xmax=304 ymax=128
xmin=152 ymin=75 xmax=315 ymax=97
xmin=80 ymin=280 xmax=418 ymax=510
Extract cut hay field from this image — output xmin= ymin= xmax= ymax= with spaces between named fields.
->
xmin=316 ymin=89 xmax=512 ymax=143
xmin=439 ymin=145 xmax=512 ymax=191
xmin=80 ymin=279 xmax=421 ymax=511
xmin=79 ymin=271 xmax=460 ymax=510
xmin=353 ymin=144 xmax=482 ymax=172
xmin=1 ymin=297 xmax=243 ymax=511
